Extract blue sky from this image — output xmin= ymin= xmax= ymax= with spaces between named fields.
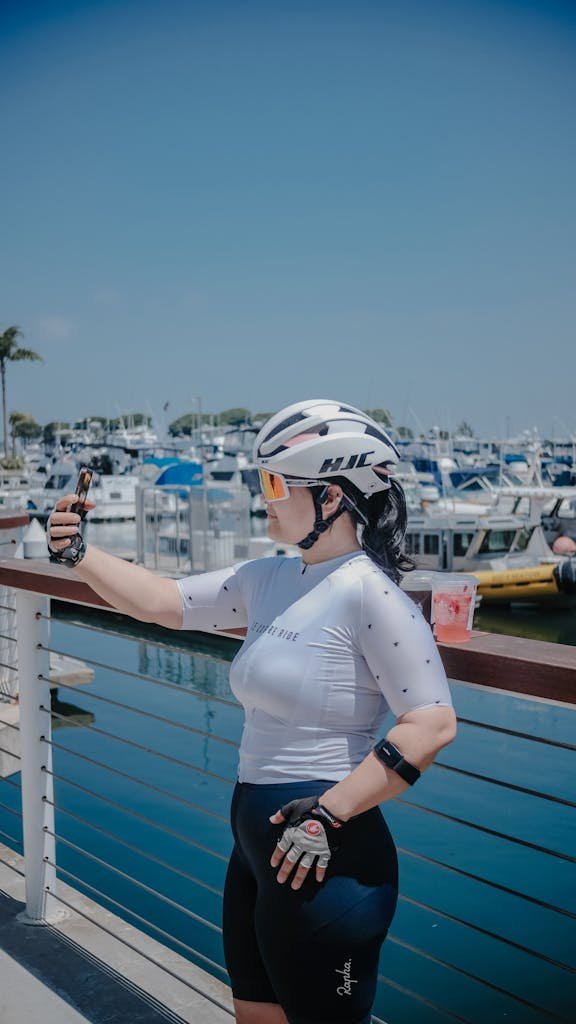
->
xmin=1 ymin=0 xmax=575 ymax=439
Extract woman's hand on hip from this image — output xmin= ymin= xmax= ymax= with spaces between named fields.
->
xmin=269 ymin=797 xmax=345 ymax=891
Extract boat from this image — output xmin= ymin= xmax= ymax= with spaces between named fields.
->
xmin=405 ymin=507 xmax=576 ymax=606
xmin=26 ymin=458 xmax=140 ymax=522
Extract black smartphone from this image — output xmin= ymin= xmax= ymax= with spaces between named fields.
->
xmin=69 ymin=467 xmax=93 ymax=519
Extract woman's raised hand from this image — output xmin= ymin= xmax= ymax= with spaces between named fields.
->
xmin=46 ymin=493 xmax=97 ymax=553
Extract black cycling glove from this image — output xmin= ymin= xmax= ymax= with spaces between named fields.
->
xmin=275 ymin=796 xmax=346 ymax=871
xmin=46 ymin=510 xmax=87 ymax=568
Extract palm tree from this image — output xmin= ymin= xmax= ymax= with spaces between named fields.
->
xmin=0 ymin=326 xmax=43 ymax=458
xmin=9 ymin=412 xmax=29 ymax=457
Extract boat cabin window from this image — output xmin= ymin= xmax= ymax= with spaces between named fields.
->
xmin=478 ymin=529 xmax=516 ymax=554
xmin=423 ymin=534 xmax=439 ymax=555
xmin=405 ymin=533 xmax=421 ymax=554
xmin=453 ymin=532 xmax=475 ymax=556
xmin=511 ymin=526 xmax=534 ymax=552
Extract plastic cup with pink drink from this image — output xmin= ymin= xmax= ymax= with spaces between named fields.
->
xmin=431 ymin=574 xmax=478 ymax=643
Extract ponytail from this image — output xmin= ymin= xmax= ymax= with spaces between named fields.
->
xmin=361 ymin=479 xmax=414 ymax=584
xmin=332 ymin=476 xmax=414 ymax=585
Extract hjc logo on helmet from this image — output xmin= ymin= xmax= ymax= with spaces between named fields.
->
xmin=319 ymin=452 xmax=375 ymax=474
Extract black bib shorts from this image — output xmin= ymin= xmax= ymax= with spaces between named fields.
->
xmin=223 ymin=779 xmax=398 ymax=1024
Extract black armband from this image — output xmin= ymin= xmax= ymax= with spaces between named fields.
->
xmin=373 ymin=738 xmax=421 ymax=785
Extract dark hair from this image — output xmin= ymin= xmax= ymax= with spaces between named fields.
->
xmin=330 ymin=476 xmax=415 ymax=584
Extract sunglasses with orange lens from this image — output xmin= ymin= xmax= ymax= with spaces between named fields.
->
xmin=258 ymin=469 xmax=291 ymax=501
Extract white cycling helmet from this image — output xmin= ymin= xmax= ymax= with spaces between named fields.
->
xmin=253 ymin=399 xmax=400 ymax=498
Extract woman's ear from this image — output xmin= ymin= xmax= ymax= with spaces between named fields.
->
xmin=323 ymin=484 xmax=344 ymax=511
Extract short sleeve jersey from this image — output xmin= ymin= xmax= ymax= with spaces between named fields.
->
xmin=176 ymin=551 xmax=452 ymax=784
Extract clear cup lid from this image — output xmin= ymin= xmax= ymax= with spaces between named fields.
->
xmin=431 ymin=572 xmax=478 ymax=590
xmin=400 ymin=571 xmax=438 ymax=590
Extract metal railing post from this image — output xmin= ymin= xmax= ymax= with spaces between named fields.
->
xmin=15 ymin=590 xmax=68 ymax=925
xmin=154 ymin=488 xmax=159 ymax=570
xmin=175 ymin=487 xmax=181 ymax=571
xmin=188 ymin=488 xmax=195 ymax=572
xmin=135 ymin=484 xmax=145 ymax=564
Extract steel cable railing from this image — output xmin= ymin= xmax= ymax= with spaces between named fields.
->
xmin=43 ymin=827 xmax=222 ymax=935
xmin=4 ymin=747 xmax=570 ymax=972
xmin=0 ymin=743 xmax=21 ymax=760
xmin=376 ymin=972 xmax=473 ymax=1024
xmin=396 ymin=889 xmax=575 ymax=975
xmin=38 ymin=639 xmax=243 ymax=711
xmin=395 ymin=795 xmax=576 ymax=864
xmin=43 ymin=876 xmax=233 ymax=1007
xmin=41 ymin=758 xmax=575 ymax=926
xmin=36 ymin=794 xmax=576 ymax=992
xmin=431 ymin=758 xmax=576 ymax=808
xmin=0 ymin=604 xmax=17 ymax=613
xmin=46 ymin=613 xmax=239 ymax=665
xmin=382 ymin=933 xmax=572 ymax=1023
xmin=4 ymin=671 xmax=573 ymax=932
xmin=0 ymin=852 xmax=25 ymax=877
xmin=0 ymin=843 xmax=568 ymax=1013
xmin=39 ymin=674 xmax=576 ymax=810
xmin=44 ymin=693 xmax=573 ymax=861
xmin=0 ymin=633 xmax=17 ymax=643
xmin=38 ymin=674 xmax=240 ymax=747
xmin=0 ymin=826 xmax=20 ymax=846
xmin=38 ymin=639 xmax=573 ymax=812
xmin=43 ymin=860 xmax=228 ymax=979
xmin=0 ymin=799 xmax=22 ymax=820
xmin=397 ymin=843 xmax=576 ymax=921
xmin=0 ymin=660 xmax=18 ymax=672
xmin=33 ymin=656 xmax=576 ymax=889
xmin=0 ymin=718 xmax=19 ymax=731
xmin=0 ymin=775 xmax=21 ymax=791
xmin=37 ymin=768 xmax=576 ymax=971
xmin=42 ymin=796 xmax=224 ymax=897
xmin=40 ymin=743 xmax=230 ymax=836
xmin=45 ymin=758 xmax=227 ymax=822
xmin=39 ymin=704 xmax=235 ymax=786
xmin=455 ymin=716 xmax=576 ymax=752
xmin=40 ymin=779 xmax=574 ymax=975
xmin=39 ymin=767 xmax=227 ymax=866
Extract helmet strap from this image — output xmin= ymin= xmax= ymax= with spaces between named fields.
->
xmin=297 ymin=487 xmax=346 ymax=550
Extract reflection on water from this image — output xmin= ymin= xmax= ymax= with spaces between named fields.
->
xmin=51 ymin=694 xmax=95 ymax=729
xmin=137 ymin=638 xmax=237 ymax=699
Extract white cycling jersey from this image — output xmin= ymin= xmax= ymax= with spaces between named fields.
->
xmin=176 ymin=551 xmax=452 ymax=783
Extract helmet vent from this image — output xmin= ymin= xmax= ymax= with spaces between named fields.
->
xmin=365 ymin=424 xmax=389 ymax=440
xmin=262 ymin=412 xmax=306 ymax=444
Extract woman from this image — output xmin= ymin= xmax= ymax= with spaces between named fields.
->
xmin=47 ymin=399 xmax=457 ymax=1024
